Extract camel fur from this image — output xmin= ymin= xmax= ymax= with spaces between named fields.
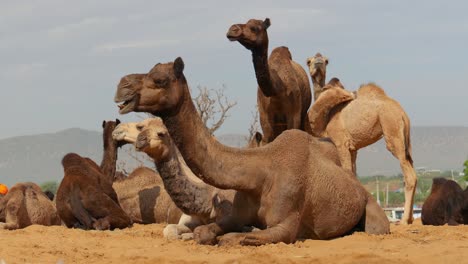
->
xmin=113 ymin=119 xmax=238 ymax=244
xmin=306 ymin=53 xmax=418 ymax=225
xmin=114 ymin=57 xmax=389 ymax=245
xmin=227 ymin=18 xmax=312 ymax=142
xmin=56 ymin=153 xmax=132 ymax=230
xmin=421 ymin=178 xmax=468 ymax=225
xmin=0 ymin=182 xmax=61 ymax=230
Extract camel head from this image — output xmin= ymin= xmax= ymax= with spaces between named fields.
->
xmin=102 ymin=119 xmax=127 ymax=148
xmin=112 ymin=121 xmax=142 ymax=144
xmin=306 ymin=53 xmax=328 ymax=83
xmin=226 ymin=18 xmax=271 ymax=50
xmin=114 ymin=58 xmax=186 ymax=116
xmin=134 ymin=118 xmax=172 ymax=162
xmin=320 ymin=78 xmax=355 ymax=102
xmin=112 ymin=118 xmax=157 ymax=144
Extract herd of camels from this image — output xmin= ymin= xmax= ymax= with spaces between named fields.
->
xmin=3 ymin=17 xmax=460 ymax=246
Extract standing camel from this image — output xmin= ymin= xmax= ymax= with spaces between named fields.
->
xmin=306 ymin=53 xmax=418 ymax=224
xmin=227 ymin=18 xmax=311 ymax=142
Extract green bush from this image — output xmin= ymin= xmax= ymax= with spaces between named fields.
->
xmin=40 ymin=181 xmax=59 ymax=195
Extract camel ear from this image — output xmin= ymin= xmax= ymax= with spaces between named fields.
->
xmin=324 ymin=56 xmax=329 ymax=65
xmin=263 ymin=18 xmax=271 ymax=29
xmin=173 ymin=57 xmax=184 ymax=79
xmin=116 ymin=119 xmax=121 ymax=125
xmin=102 ymin=120 xmax=106 ymax=129
xmin=255 ymin=132 xmax=263 ymax=144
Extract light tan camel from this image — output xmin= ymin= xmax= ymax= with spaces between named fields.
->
xmin=306 ymin=53 xmax=328 ymax=101
xmin=0 ymin=182 xmax=61 ymax=230
xmin=113 ymin=120 xmax=238 ymax=244
xmin=306 ymin=53 xmax=418 ymax=224
xmin=114 ymin=57 xmax=389 ymax=245
xmin=227 ymin=18 xmax=312 ymax=142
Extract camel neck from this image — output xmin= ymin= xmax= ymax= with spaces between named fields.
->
xmin=152 ymin=143 xmax=213 ymax=217
xmin=252 ymin=49 xmax=278 ymax=97
xmin=312 ymin=74 xmax=325 ymax=101
xmin=100 ymin=133 xmax=118 ymax=184
xmin=160 ymin=83 xmax=263 ymax=192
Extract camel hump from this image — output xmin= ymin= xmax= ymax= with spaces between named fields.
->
xmin=357 ymin=83 xmax=387 ymax=98
xmin=270 ymin=46 xmax=292 ymax=60
xmin=432 ymin=177 xmax=448 ymax=188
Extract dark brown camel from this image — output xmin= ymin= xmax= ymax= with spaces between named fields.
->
xmin=56 ymin=153 xmax=132 ymax=230
xmin=114 ymin=57 xmax=389 ymax=245
xmin=227 ymin=18 xmax=312 ymax=143
xmin=0 ymin=182 xmax=61 ymax=230
xmin=422 ymin=178 xmax=468 ymax=225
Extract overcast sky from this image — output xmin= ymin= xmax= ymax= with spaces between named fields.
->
xmin=1 ymin=0 xmax=467 ymax=139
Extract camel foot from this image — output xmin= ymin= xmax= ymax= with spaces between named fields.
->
xmin=194 ymin=225 xmax=218 ymax=245
xmin=180 ymin=233 xmax=194 ymax=241
xmin=163 ymin=224 xmax=192 ymax=240
xmin=0 ymin=222 xmax=18 ymax=230
xmin=93 ymin=218 xmax=110 ymax=230
xmin=217 ymin=233 xmax=247 ymax=246
xmin=241 ymin=234 xmax=269 ymax=246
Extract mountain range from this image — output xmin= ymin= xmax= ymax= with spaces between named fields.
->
xmin=0 ymin=126 xmax=467 ymax=186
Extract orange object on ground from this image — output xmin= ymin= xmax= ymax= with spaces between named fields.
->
xmin=0 ymin=184 xmax=8 ymax=195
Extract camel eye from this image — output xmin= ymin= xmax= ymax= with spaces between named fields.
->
xmin=250 ymin=26 xmax=258 ymax=33
xmin=136 ymin=125 xmax=144 ymax=131
xmin=155 ymin=79 xmax=168 ymax=87
xmin=307 ymin=60 xmax=311 ymax=66
xmin=157 ymin=132 xmax=166 ymax=138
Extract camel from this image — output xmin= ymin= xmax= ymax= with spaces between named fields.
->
xmin=0 ymin=182 xmax=61 ymax=230
xmin=56 ymin=153 xmax=132 ymax=230
xmin=306 ymin=53 xmax=329 ymax=101
xmin=421 ymin=178 xmax=468 ymax=225
xmin=227 ymin=18 xmax=312 ymax=143
xmin=114 ymin=57 xmax=389 ymax=245
xmin=113 ymin=119 xmax=238 ymax=243
xmin=306 ymin=53 xmax=418 ymax=225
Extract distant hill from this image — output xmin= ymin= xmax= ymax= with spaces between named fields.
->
xmin=0 ymin=127 xmax=467 ymax=186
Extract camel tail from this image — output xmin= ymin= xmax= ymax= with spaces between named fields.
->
xmin=403 ymin=115 xmax=413 ymax=166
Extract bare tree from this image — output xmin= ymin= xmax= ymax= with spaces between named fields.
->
xmin=117 ymin=84 xmax=237 ymax=174
xmin=193 ymin=84 xmax=237 ymax=135
xmin=246 ymin=105 xmax=261 ymax=141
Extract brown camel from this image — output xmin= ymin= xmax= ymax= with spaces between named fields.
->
xmin=56 ymin=153 xmax=132 ymax=230
xmin=306 ymin=53 xmax=418 ymax=225
xmin=227 ymin=18 xmax=312 ymax=143
xmin=113 ymin=119 xmax=238 ymax=243
xmin=114 ymin=57 xmax=389 ymax=245
xmin=421 ymin=178 xmax=468 ymax=226
xmin=0 ymin=182 xmax=61 ymax=230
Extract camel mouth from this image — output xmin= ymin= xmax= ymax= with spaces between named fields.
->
xmin=117 ymin=97 xmax=136 ymax=114
xmin=227 ymin=35 xmax=240 ymax=41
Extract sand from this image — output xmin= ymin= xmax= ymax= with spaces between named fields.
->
xmin=0 ymin=219 xmax=466 ymax=264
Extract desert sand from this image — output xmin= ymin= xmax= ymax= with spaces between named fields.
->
xmin=0 ymin=219 xmax=467 ymax=264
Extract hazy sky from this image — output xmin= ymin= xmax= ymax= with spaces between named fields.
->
xmin=1 ymin=0 xmax=467 ymax=139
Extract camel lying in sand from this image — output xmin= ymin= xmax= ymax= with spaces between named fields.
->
xmin=0 ymin=182 xmax=61 ymax=230
xmin=114 ymin=57 xmax=389 ymax=245
xmin=422 ymin=178 xmax=468 ymax=225
xmin=56 ymin=153 xmax=132 ymax=230
xmin=113 ymin=120 xmax=238 ymax=243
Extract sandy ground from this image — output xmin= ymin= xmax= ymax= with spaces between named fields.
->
xmin=1 ymin=219 xmax=467 ymax=264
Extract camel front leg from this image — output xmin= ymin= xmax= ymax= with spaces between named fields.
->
xmin=218 ymin=214 xmax=300 ymax=246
